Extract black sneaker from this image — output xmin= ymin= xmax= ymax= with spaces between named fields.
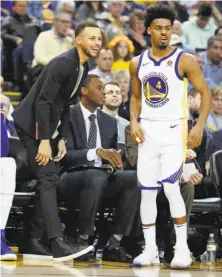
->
xmin=21 ymin=238 xmax=53 ymax=260
xmin=102 ymin=246 xmax=133 ymax=263
xmin=74 ymin=237 xmax=95 ymax=262
xmin=51 ymin=237 xmax=93 ymax=262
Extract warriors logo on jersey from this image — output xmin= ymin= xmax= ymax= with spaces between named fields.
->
xmin=137 ymin=48 xmax=189 ymax=121
xmin=142 ymin=72 xmax=169 ymax=108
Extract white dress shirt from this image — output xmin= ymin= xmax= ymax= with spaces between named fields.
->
xmin=80 ymin=103 xmax=102 ymax=167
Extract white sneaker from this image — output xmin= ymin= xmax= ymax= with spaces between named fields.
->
xmin=171 ymin=246 xmax=192 ymax=269
xmin=133 ymin=248 xmax=160 ymax=266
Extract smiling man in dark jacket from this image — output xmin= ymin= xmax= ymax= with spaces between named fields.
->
xmin=12 ymin=21 xmax=102 ymax=262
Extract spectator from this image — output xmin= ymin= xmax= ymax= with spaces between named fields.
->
xmin=112 ymin=70 xmax=131 ymax=121
xmin=167 ymin=1 xmax=189 ymax=23
xmin=56 ymin=0 xmax=76 ymax=30
xmin=172 ymin=20 xmax=183 ymax=37
xmin=0 ymin=76 xmax=14 ymax=121
xmin=169 ymin=34 xmax=193 ymax=53
xmin=0 ymin=94 xmax=17 ymax=137
xmin=56 ymin=0 xmax=75 ymax=15
xmin=187 ymin=52 xmax=216 ymax=90
xmin=103 ymin=82 xmax=129 ymax=143
xmin=0 ymin=102 xmax=17 ymax=261
xmin=105 ymin=1 xmax=126 ymax=41
xmin=199 ymin=36 xmax=222 ymax=86
xmin=109 ymin=36 xmax=134 ymax=72
xmin=215 ymin=25 xmax=222 ymax=36
xmin=28 ymin=0 xmax=55 ymax=31
xmin=182 ymin=3 xmax=217 ymax=51
xmin=89 ymin=48 xmax=114 ymax=84
xmin=59 ymin=75 xmax=141 ymax=263
xmin=76 ymin=1 xmax=105 ymax=22
xmin=128 ymin=9 xmax=148 ymax=56
xmin=1 ymin=0 xmax=41 ymax=90
xmin=31 ymin=11 xmax=73 ymax=83
xmin=206 ymin=86 xmax=222 ymax=133
xmin=122 ymin=1 xmax=145 ymax=17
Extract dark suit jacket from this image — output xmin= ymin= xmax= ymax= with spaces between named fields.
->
xmin=12 ymin=48 xmax=89 ymax=140
xmin=63 ymin=103 xmax=118 ymax=168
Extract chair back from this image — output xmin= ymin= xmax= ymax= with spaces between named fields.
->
xmin=210 ymin=150 xmax=222 ymax=198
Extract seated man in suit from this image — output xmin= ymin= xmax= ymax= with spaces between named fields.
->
xmin=59 ymin=74 xmax=141 ymax=263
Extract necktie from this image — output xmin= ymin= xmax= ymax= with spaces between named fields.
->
xmin=87 ymin=114 xmax=97 ymax=165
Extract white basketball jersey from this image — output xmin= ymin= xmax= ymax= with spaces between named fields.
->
xmin=137 ymin=48 xmax=188 ymax=121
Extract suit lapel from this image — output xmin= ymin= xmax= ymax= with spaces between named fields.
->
xmin=97 ymin=110 xmax=106 ymax=147
xmin=74 ymin=104 xmax=87 ymax=147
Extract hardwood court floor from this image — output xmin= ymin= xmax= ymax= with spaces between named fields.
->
xmin=1 ymin=257 xmax=222 ymax=277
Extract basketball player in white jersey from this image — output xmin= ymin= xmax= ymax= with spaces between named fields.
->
xmin=130 ymin=4 xmax=211 ymax=269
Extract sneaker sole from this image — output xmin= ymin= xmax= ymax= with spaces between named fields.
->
xmin=53 ymin=245 xmax=94 ymax=262
xmin=23 ymin=254 xmax=53 ymax=260
xmin=171 ymin=262 xmax=192 ymax=269
xmin=133 ymin=257 xmax=161 ymax=267
xmin=0 ymin=254 xmax=17 ymax=261
xmin=133 ymin=262 xmax=162 ymax=267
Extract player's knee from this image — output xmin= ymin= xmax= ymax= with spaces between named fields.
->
xmin=163 ymin=183 xmax=186 ymax=218
xmin=163 ymin=183 xmax=181 ymax=201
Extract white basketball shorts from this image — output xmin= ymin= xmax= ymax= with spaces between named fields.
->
xmin=137 ymin=118 xmax=187 ymax=190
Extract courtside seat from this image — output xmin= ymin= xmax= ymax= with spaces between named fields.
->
xmin=192 ymin=198 xmax=222 ymax=213
xmin=192 ymin=150 xmax=222 ymax=213
xmin=190 ymin=150 xmax=222 ymax=250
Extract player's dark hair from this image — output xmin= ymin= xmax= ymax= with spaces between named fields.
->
xmin=197 ymin=3 xmax=212 ymax=17
xmin=75 ymin=22 xmax=100 ymax=37
xmin=145 ymin=4 xmax=176 ymax=29
xmin=82 ymin=74 xmax=100 ymax=89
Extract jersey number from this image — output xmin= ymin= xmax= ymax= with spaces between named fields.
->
xmin=156 ymin=81 xmax=162 ymax=89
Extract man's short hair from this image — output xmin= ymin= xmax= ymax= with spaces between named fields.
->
xmin=129 ymin=9 xmax=145 ymax=29
xmin=104 ymin=82 xmax=120 ymax=89
xmin=188 ymin=88 xmax=199 ymax=98
xmin=145 ymin=4 xmax=176 ymax=29
xmin=54 ymin=11 xmax=72 ymax=21
xmin=97 ymin=47 xmax=113 ymax=57
xmin=112 ymin=70 xmax=130 ymax=82
xmin=82 ymin=74 xmax=100 ymax=89
xmin=56 ymin=0 xmax=75 ymax=12
xmin=75 ymin=22 xmax=100 ymax=37
xmin=207 ymin=36 xmax=222 ymax=48
xmin=197 ymin=3 xmax=212 ymax=17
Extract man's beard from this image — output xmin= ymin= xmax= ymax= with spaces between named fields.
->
xmin=158 ymin=44 xmax=168 ymax=50
xmin=81 ymin=45 xmax=96 ymax=58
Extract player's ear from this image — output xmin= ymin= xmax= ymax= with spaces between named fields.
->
xmin=147 ymin=27 xmax=151 ymax=36
xmin=75 ymin=35 xmax=82 ymax=46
